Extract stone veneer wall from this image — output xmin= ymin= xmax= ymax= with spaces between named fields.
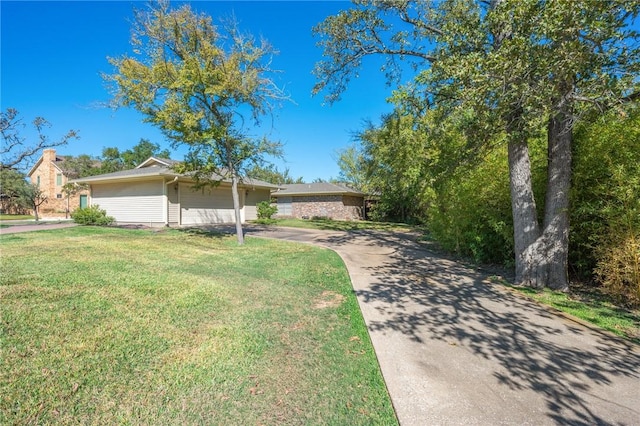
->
xmin=291 ymin=195 xmax=364 ymax=220
xmin=29 ymin=149 xmax=89 ymax=217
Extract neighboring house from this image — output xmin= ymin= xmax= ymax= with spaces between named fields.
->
xmin=72 ymin=157 xmax=279 ymax=226
xmin=271 ymin=182 xmax=366 ymax=221
xmin=27 ymin=149 xmax=90 ymax=217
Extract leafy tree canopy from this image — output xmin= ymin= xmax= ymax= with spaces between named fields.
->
xmin=315 ymin=0 xmax=640 ymax=289
xmin=247 ymin=163 xmax=303 ymax=185
xmin=99 ymin=139 xmax=171 ymax=173
xmin=105 ymin=0 xmax=287 ymax=244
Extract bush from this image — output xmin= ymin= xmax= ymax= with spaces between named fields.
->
xmin=71 ymin=205 xmax=115 ymax=226
xmin=570 ymin=109 xmax=640 ymax=282
xmin=426 ymin=140 xmax=541 ymax=265
xmin=595 ymin=232 xmax=640 ymax=307
xmin=256 ymin=200 xmax=277 ymax=219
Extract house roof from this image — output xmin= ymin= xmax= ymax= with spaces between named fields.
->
xmin=72 ymin=157 xmax=280 ymax=190
xmin=27 ymin=153 xmax=64 ymax=177
xmin=27 ymin=151 xmax=101 ymax=178
xmin=271 ymin=182 xmax=365 ymax=197
xmin=135 ymin=157 xmax=181 ymax=168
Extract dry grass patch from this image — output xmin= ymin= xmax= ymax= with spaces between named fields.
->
xmin=314 ymin=290 xmax=346 ymax=309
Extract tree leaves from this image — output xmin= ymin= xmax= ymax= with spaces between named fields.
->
xmin=105 ymin=1 xmax=288 ymax=243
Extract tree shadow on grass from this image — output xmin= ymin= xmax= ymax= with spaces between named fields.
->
xmin=175 ymin=225 xmax=232 ymax=239
xmin=313 ymin=230 xmax=640 ymax=425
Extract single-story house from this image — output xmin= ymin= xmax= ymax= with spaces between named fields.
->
xmin=73 ymin=157 xmax=279 ymax=226
xmin=271 ymin=182 xmax=366 ymax=221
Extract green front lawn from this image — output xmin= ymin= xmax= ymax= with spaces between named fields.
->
xmin=0 ymin=227 xmax=396 ymax=425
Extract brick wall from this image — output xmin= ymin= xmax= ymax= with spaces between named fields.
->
xmin=29 ymin=149 xmax=89 ymax=217
xmin=290 ymin=195 xmax=364 ymax=221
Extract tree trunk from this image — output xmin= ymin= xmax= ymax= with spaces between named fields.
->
xmin=508 ymin=138 xmax=545 ymax=288
xmin=231 ymin=173 xmax=244 ymax=245
xmin=506 ymin=102 xmax=572 ymax=290
xmin=540 ymin=97 xmax=572 ymax=291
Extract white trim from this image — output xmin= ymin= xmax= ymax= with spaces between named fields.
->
xmin=136 ymin=156 xmax=173 ymax=169
xmin=162 ymin=179 xmax=168 ymax=226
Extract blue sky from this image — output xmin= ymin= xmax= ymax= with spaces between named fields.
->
xmin=1 ymin=1 xmax=398 ymax=181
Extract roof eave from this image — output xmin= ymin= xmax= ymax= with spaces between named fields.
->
xmin=26 ymin=157 xmax=43 ymax=177
xmin=272 ymin=191 xmax=365 ymax=197
xmin=71 ymin=171 xmax=179 ymax=184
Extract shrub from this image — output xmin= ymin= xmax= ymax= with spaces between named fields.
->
xmin=256 ymin=200 xmax=277 ymax=219
xmin=595 ymin=232 xmax=640 ymax=307
xmin=426 ymin=138 xmax=548 ymax=266
xmin=570 ymin=109 xmax=640 ymax=281
xmin=71 ymin=205 xmax=115 ymax=226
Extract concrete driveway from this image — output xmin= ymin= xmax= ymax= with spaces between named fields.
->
xmin=248 ymin=226 xmax=640 ymax=426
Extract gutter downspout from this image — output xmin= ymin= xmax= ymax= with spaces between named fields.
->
xmin=163 ymin=177 xmax=178 ymax=226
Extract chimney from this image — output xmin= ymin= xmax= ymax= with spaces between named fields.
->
xmin=43 ymin=148 xmax=56 ymax=163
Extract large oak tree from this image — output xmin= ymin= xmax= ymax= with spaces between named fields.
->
xmin=314 ymin=0 xmax=639 ymax=289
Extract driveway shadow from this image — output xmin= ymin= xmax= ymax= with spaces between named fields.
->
xmin=311 ymin=229 xmax=640 ymax=425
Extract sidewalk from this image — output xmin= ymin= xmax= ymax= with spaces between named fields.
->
xmin=248 ymin=226 xmax=640 ymax=426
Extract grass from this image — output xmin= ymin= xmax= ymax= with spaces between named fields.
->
xmin=0 ymin=226 xmax=397 ymax=425
xmin=495 ymin=279 xmax=640 ymax=343
xmin=0 ymin=214 xmax=33 ymax=221
xmin=254 ymin=217 xmax=415 ymax=232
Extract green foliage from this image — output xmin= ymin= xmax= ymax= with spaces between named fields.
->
xmin=99 ymin=139 xmax=171 ymax=173
xmin=0 ymin=168 xmax=29 ymax=214
xmin=256 ymin=200 xmax=277 ymax=219
xmin=71 ymin=205 xmax=115 ymax=226
xmin=247 ymin=164 xmax=302 ymax=185
xmin=571 ymin=109 xmax=640 ymax=303
xmin=106 ymin=2 xmax=287 ymax=244
xmin=335 ymin=144 xmax=369 ymax=192
xmin=60 ymin=154 xmax=101 ymax=178
xmin=427 ymin=143 xmax=514 ymax=265
xmin=315 ymin=0 xmax=640 ymax=289
xmin=105 ymin=2 xmax=285 ymax=177
xmin=61 ymin=182 xmax=88 ymax=198
xmin=355 ymin=112 xmax=436 ymax=223
xmin=19 ymin=183 xmax=47 ymax=221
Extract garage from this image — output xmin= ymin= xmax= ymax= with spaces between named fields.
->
xmin=74 ymin=157 xmax=280 ymax=227
xmin=91 ymin=180 xmax=164 ymax=224
xmin=180 ymin=183 xmax=238 ymax=225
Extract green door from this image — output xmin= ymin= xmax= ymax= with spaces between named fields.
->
xmin=80 ymin=194 xmax=88 ymax=209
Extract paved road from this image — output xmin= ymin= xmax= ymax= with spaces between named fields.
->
xmin=248 ymin=226 xmax=640 ymax=426
xmin=0 ymin=221 xmax=77 ymax=235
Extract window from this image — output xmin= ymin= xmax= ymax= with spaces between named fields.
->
xmin=56 ymin=194 xmax=62 ymax=199
xmin=36 ymin=176 xmax=40 ymax=185
xmin=56 ymin=173 xmax=62 ymax=186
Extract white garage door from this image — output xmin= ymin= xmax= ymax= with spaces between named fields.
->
xmin=181 ymin=184 xmax=237 ymax=224
xmin=92 ymin=181 xmax=163 ymax=224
